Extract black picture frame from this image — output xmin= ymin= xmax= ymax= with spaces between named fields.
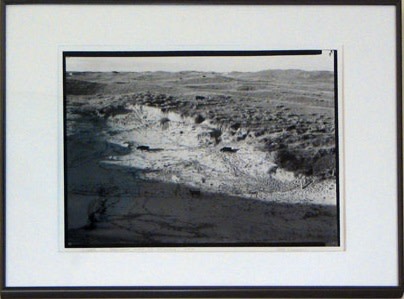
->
xmin=0 ymin=0 xmax=402 ymax=298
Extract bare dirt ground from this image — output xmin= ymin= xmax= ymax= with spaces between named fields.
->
xmin=65 ymin=69 xmax=339 ymax=247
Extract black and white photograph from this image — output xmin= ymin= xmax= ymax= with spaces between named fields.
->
xmin=64 ymin=50 xmax=340 ymax=248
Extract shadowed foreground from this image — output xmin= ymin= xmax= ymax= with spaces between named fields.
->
xmin=66 ymin=143 xmax=338 ymax=247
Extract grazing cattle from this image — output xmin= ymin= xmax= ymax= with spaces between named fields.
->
xmin=220 ymin=147 xmax=239 ymax=153
xmin=195 ymin=95 xmax=205 ymax=100
xmin=137 ymin=145 xmax=150 ymax=151
xmin=189 ymin=189 xmax=201 ymax=197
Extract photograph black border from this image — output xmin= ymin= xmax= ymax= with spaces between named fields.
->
xmin=1 ymin=0 xmax=402 ymax=298
xmin=63 ymin=49 xmax=341 ymax=249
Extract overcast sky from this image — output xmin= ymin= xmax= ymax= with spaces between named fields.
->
xmin=66 ymin=51 xmax=334 ymax=73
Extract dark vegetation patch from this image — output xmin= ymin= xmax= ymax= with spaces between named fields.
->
xmin=274 ymin=147 xmax=336 ymax=179
xmin=65 ymin=79 xmax=104 ymax=95
xmin=194 ymin=114 xmax=205 ymax=124
xmin=98 ymin=104 xmax=132 ymax=118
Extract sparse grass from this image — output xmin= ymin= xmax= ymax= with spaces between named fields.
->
xmin=274 ymin=147 xmax=336 ymax=179
xmin=67 ymin=70 xmax=336 ymax=180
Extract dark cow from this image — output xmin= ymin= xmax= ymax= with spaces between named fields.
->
xmin=137 ymin=145 xmax=150 ymax=151
xmin=220 ymin=147 xmax=239 ymax=153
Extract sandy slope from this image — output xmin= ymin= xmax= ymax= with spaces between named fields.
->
xmin=100 ymin=104 xmax=336 ymax=205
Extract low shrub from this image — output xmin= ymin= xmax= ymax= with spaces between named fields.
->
xmin=274 ymin=147 xmax=336 ymax=178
